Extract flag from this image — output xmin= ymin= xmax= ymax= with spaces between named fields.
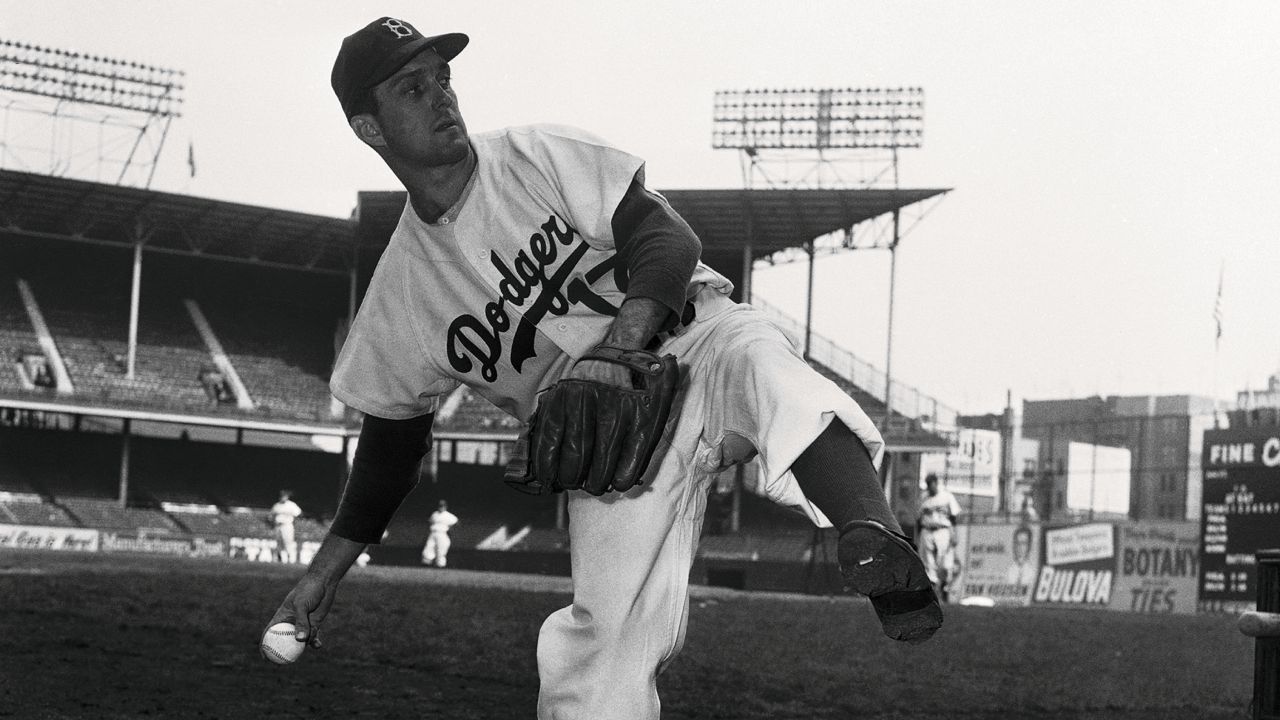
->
xmin=187 ymin=141 xmax=196 ymax=178
xmin=1213 ymin=263 xmax=1224 ymax=341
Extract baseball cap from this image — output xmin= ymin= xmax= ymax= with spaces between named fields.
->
xmin=331 ymin=17 xmax=468 ymax=118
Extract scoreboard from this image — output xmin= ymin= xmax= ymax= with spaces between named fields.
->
xmin=1199 ymin=426 xmax=1280 ymax=613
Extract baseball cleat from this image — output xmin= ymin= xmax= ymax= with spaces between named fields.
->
xmin=837 ymin=519 xmax=943 ymax=644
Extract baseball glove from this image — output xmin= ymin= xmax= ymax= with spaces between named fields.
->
xmin=504 ymin=345 xmax=680 ymax=496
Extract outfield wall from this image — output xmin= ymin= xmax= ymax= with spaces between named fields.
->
xmin=0 ymin=518 xmax=1244 ymax=615
xmin=950 ymin=521 xmax=1202 ymax=614
xmin=0 ymin=523 xmax=320 ymax=564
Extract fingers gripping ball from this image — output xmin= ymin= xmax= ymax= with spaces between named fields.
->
xmin=504 ymin=345 xmax=680 ymax=496
xmin=260 ymin=622 xmax=306 ymax=665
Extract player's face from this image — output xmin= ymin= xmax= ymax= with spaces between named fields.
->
xmin=369 ymin=50 xmax=469 ymax=166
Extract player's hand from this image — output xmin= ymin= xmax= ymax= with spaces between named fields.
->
xmin=266 ymin=574 xmax=339 ymax=649
xmin=566 ymin=357 xmax=632 ymax=388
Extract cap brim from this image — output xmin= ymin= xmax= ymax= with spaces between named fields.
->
xmin=366 ymin=32 xmax=469 ymax=90
xmin=424 ymin=32 xmax=469 ymax=63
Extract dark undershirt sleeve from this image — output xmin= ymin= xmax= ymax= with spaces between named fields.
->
xmin=328 ymin=412 xmax=434 ymax=545
xmin=610 ymin=169 xmax=701 ymax=330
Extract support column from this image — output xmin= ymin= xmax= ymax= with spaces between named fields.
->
xmin=740 ymin=209 xmax=754 ymax=304
xmin=880 ymin=451 xmax=895 ymax=504
xmin=730 ymin=466 xmax=743 ymax=534
xmin=883 ymin=210 xmax=900 ymax=427
xmin=117 ymin=419 xmax=132 ymax=508
xmin=803 ymin=241 xmax=815 ymax=359
xmin=126 ymin=241 xmax=142 ymax=379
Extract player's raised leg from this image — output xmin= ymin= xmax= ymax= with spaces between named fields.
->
xmin=686 ymin=301 xmax=941 ymax=643
xmin=791 ymin=420 xmax=942 ymax=643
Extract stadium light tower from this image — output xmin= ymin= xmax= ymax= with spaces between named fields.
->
xmin=712 ymin=86 xmax=923 ymax=190
xmin=0 ymin=38 xmax=185 ymax=187
xmin=712 ymin=86 xmax=925 ymax=435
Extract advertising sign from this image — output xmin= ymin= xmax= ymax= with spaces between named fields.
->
xmin=921 ymin=428 xmax=1000 ymax=497
xmin=1032 ymin=523 xmax=1115 ymax=607
xmin=1199 ymin=427 xmax=1280 ymax=613
xmin=0 ymin=524 xmax=99 ymax=552
xmin=99 ymin=531 xmax=227 ymax=558
xmin=1109 ymin=522 xmax=1199 ymax=614
xmin=957 ymin=523 xmax=1039 ymax=606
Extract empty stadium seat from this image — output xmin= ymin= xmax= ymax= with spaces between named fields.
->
xmin=59 ymin=497 xmax=182 ymax=534
xmin=219 ymin=508 xmax=275 ymax=538
xmin=0 ymin=498 xmax=77 ymax=527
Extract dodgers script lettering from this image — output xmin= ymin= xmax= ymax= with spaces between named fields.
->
xmin=446 ymin=214 xmax=622 ymax=382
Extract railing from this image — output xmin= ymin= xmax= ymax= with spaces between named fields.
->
xmin=750 ymin=297 xmax=959 ymax=431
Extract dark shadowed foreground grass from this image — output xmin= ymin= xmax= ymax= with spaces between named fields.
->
xmin=0 ymin=551 xmax=1253 ymax=719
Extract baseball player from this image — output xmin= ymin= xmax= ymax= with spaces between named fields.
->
xmin=916 ymin=473 xmax=962 ymax=601
xmin=269 ymin=490 xmax=303 ymax=564
xmin=421 ymin=499 xmax=458 ymax=567
xmin=265 ymin=17 xmax=942 ymax=719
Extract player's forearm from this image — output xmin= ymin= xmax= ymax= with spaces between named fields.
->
xmin=304 ymin=533 xmax=367 ymax=585
xmin=329 ymin=413 xmax=434 ymax=544
xmin=601 ymin=297 xmax=671 ymax=350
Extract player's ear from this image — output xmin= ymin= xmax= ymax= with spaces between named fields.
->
xmin=349 ymin=114 xmax=386 ymax=149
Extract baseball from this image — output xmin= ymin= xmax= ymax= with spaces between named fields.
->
xmin=260 ymin=622 xmax=306 ymax=665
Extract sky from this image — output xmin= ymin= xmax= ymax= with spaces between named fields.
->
xmin=4 ymin=1 xmax=1278 ymax=415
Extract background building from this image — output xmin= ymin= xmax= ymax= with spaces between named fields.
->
xmin=1237 ymin=369 xmax=1280 ymax=413
xmin=1020 ymin=395 xmax=1216 ymax=522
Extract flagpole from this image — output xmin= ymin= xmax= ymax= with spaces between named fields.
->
xmin=1212 ymin=262 xmax=1224 ymax=428
xmin=1212 ymin=334 xmax=1220 ymax=429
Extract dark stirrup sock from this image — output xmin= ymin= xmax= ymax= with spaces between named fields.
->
xmin=791 ymin=420 xmax=903 ymax=535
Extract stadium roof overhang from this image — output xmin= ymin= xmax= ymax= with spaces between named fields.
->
xmin=660 ymin=187 xmax=949 ymax=256
xmin=0 ymin=168 xmax=948 ymax=273
xmin=0 ymin=169 xmax=357 ymax=276
xmin=356 ymin=187 xmax=950 ymax=257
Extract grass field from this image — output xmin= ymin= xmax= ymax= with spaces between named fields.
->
xmin=0 ymin=550 xmax=1255 ymax=719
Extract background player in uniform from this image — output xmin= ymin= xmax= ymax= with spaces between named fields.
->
xmin=916 ymin=473 xmax=962 ymax=601
xmin=421 ymin=499 xmax=458 ymax=567
xmin=269 ymin=490 xmax=303 ymax=564
xmin=265 ymin=17 xmax=943 ymax=719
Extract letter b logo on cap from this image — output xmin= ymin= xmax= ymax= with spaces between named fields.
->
xmin=381 ymin=18 xmax=414 ymax=38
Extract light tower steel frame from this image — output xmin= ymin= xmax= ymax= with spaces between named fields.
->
xmin=0 ymin=38 xmax=185 ymax=188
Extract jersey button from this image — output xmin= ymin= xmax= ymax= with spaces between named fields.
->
xmin=440 ymin=217 xmax=450 ymax=225
xmin=558 ymin=323 xmax=568 ymax=331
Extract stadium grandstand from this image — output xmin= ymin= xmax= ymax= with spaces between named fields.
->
xmin=1 ymin=167 xmax=955 ymax=590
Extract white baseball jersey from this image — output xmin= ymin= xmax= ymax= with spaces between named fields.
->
xmin=918 ymin=489 xmax=961 ymax=529
xmin=270 ymin=499 xmax=302 ymax=527
xmin=429 ymin=509 xmax=458 ymax=534
xmin=330 ymin=124 xmax=732 ymax=422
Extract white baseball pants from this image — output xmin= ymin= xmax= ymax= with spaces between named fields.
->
xmin=274 ymin=524 xmax=298 ymax=564
xmin=535 ymin=294 xmax=884 ymax=720
xmin=917 ymin=526 xmax=957 ymax=587
xmin=422 ymin=531 xmax=452 ymax=567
